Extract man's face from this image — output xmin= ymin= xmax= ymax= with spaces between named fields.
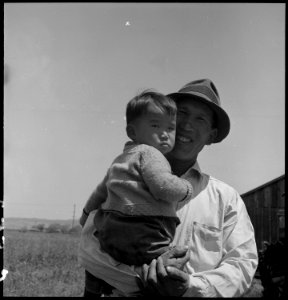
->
xmin=168 ymin=98 xmax=218 ymax=162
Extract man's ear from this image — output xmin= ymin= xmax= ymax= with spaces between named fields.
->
xmin=207 ymin=128 xmax=218 ymax=145
xmin=126 ymin=124 xmax=136 ymax=141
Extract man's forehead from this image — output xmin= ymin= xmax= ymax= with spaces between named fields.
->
xmin=177 ymin=98 xmax=214 ymax=116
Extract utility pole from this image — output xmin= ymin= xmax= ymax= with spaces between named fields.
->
xmin=72 ymin=204 xmax=76 ymax=229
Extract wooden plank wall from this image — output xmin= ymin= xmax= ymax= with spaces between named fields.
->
xmin=241 ymin=175 xmax=285 ymax=250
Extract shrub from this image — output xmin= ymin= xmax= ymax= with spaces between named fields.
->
xmin=258 ymin=239 xmax=287 ymax=298
xmin=46 ymin=223 xmax=62 ymax=233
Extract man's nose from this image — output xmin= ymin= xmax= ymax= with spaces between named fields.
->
xmin=180 ymin=119 xmax=195 ymax=132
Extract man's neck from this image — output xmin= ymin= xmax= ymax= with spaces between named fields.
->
xmin=167 ymin=157 xmax=196 ymax=177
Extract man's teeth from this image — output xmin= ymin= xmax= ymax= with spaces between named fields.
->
xmin=177 ymin=136 xmax=191 ymax=143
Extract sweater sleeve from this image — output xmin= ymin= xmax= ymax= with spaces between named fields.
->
xmin=79 ymin=171 xmax=109 ymax=226
xmin=140 ymin=146 xmax=194 ymax=203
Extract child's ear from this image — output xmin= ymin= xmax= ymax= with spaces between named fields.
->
xmin=206 ymin=128 xmax=218 ymax=145
xmin=126 ymin=124 xmax=136 ymax=141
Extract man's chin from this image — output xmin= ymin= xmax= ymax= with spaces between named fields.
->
xmin=167 ymin=148 xmax=196 ymax=162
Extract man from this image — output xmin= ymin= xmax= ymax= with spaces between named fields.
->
xmin=78 ymin=79 xmax=258 ymax=297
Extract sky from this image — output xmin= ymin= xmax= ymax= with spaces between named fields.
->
xmin=4 ymin=3 xmax=285 ymax=220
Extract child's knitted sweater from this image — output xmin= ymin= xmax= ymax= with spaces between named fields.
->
xmin=84 ymin=141 xmax=193 ymax=218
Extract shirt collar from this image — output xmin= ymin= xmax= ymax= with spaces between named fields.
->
xmin=192 ymin=161 xmax=202 ymax=174
xmin=182 ymin=161 xmax=203 ymax=179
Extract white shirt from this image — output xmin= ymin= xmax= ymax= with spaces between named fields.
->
xmin=78 ymin=162 xmax=258 ymax=297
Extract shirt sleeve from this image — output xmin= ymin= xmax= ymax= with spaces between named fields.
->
xmin=183 ymin=193 xmax=258 ymax=297
xmin=140 ymin=147 xmax=193 ymax=203
xmin=78 ymin=210 xmax=141 ymax=296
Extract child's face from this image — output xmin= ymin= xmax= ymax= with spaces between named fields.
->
xmin=132 ymin=103 xmax=176 ymax=154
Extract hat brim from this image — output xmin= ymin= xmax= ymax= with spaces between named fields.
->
xmin=167 ymin=92 xmax=230 ymax=143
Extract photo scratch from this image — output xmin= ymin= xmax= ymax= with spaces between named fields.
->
xmin=0 ymin=269 xmax=8 ymax=281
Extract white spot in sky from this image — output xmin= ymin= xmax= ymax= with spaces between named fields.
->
xmin=0 ymin=269 xmax=8 ymax=281
xmin=125 ymin=21 xmax=131 ymax=26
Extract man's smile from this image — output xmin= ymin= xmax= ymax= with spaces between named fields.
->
xmin=176 ymin=135 xmax=193 ymax=143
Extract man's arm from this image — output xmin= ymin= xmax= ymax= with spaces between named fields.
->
xmin=139 ymin=194 xmax=259 ymax=297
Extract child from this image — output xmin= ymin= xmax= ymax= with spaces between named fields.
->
xmin=80 ymin=90 xmax=194 ymax=293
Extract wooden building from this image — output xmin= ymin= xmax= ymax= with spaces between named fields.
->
xmin=241 ymin=175 xmax=285 ymax=250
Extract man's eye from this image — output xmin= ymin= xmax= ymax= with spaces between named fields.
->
xmin=177 ymin=110 xmax=186 ymax=115
xmin=151 ymin=124 xmax=159 ymax=128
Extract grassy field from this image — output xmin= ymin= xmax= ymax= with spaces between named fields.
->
xmin=3 ymin=229 xmax=263 ymax=297
xmin=3 ymin=229 xmax=85 ymax=297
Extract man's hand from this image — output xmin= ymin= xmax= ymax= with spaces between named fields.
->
xmin=161 ymin=245 xmax=190 ymax=270
xmin=136 ymin=246 xmax=191 ymax=296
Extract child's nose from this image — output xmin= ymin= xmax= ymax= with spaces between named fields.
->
xmin=160 ymin=131 xmax=169 ymax=140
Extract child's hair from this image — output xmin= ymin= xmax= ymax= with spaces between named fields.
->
xmin=126 ymin=89 xmax=177 ymax=125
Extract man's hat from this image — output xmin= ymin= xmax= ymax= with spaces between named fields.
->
xmin=167 ymin=79 xmax=230 ymax=143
